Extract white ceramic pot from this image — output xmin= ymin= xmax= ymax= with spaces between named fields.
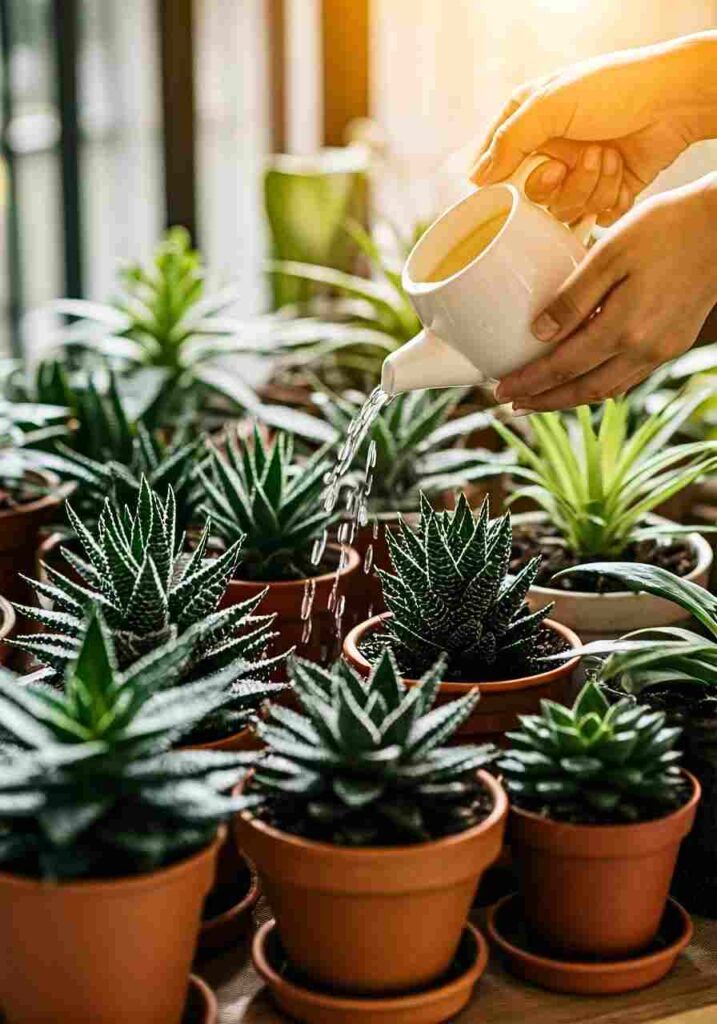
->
xmin=513 ymin=512 xmax=713 ymax=642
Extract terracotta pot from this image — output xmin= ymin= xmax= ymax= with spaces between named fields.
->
xmin=221 ymin=543 xmax=360 ymax=671
xmin=509 ymin=771 xmax=700 ymax=959
xmin=235 ymin=770 xmax=507 ymax=995
xmin=185 ymin=975 xmax=218 ymax=1024
xmin=343 ymin=613 xmax=581 ymax=743
xmin=0 ymin=473 xmax=68 ymax=605
xmin=0 ymin=595 xmax=15 ymax=664
xmin=514 ymin=511 xmax=713 ymax=642
xmin=0 ymin=831 xmax=223 ymax=1024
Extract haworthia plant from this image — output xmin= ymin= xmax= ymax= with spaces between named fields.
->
xmin=250 ymin=650 xmax=497 ymax=845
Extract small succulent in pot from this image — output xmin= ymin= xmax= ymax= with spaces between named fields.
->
xmin=201 ymin=425 xmax=335 ymax=582
xmin=501 ymin=680 xmax=697 ymax=960
xmin=500 ymin=681 xmax=687 ymax=825
xmin=0 ymin=610 xmax=256 ymax=1024
xmin=12 ymin=478 xmax=288 ymax=744
xmin=364 ymin=494 xmax=558 ymax=682
xmin=236 ymin=650 xmax=507 ymax=994
xmin=252 ymin=650 xmax=497 ymax=845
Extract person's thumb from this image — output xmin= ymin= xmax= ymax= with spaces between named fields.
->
xmin=470 ymin=92 xmax=559 ymax=186
xmin=531 ymin=242 xmax=619 ymax=343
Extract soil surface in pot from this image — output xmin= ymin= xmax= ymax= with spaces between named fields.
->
xmin=251 ymin=774 xmax=495 ymax=846
xmin=511 ymin=521 xmax=697 ymax=593
xmin=358 ymin=621 xmax=568 ymax=683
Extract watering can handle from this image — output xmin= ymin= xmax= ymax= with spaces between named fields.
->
xmin=508 ymin=154 xmax=597 ymax=249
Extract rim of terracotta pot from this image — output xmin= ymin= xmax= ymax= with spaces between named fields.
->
xmin=0 ymin=828 xmax=225 ymax=894
xmin=512 ymin=511 xmax=713 ymax=601
xmin=0 ymin=472 xmax=71 ymax=521
xmin=252 ymin=918 xmax=487 ymax=1015
xmin=343 ymin=612 xmax=581 ymax=694
xmin=228 ymin=542 xmax=360 ymax=590
xmin=188 ymin=726 xmax=254 ymax=753
xmin=486 ymin=893 xmax=693 ymax=979
xmin=187 ymin=974 xmax=218 ymax=1024
xmin=238 ymin=768 xmax=507 ymax=861
xmin=0 ymin=596 xmax=16 ymax=640
xmin=199 ymin=853 xmax=259 ymax=940
xmin=509 ymin=769 xmax=701 ymax=850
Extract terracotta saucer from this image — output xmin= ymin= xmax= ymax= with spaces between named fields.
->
xmin=252 ymin=919 xmax=487 ymax=1023
xmin=183 ymin=975 xmax=217 ymax=1024
xmin=487 ymin=893 xmax=692 ymax=995
xmin=196 ymin=854 xmax=259 ymax=956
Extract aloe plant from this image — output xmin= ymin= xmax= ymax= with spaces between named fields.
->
xmin=479 ymin=385 xmax=717 ymax=559
xmin=0 ymin=610 xmax=256 ymax=880
xmin=499 ymin=680 xmax=686 ymax=824
xmin=201 ymin=427 xmax=335 ymax=581
xmin=251 ymin=650 xmax=497 ymax=844
xmin=366 ymin=494 xmax=553 ymax=680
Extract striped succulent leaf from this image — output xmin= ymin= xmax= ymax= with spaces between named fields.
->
xmin=250 ymin=649 xmax=497 ymax=845
xmin=499 ymin=680 xmax=687 ymax=823
xmin=371 ymin=494 xmax=552 ymax=680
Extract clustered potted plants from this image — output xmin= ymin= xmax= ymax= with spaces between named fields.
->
xmin=0 ymin=223 xmax=714 ymax=1021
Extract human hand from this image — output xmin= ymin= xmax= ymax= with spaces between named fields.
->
xmin=493 ymin=173 xmax=717 ymax=412
xmin=471 ymin=32 xmax=717 ymax=225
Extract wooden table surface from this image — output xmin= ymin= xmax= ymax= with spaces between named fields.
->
xmin=200 ymin=908 xmax=717 ymax=1024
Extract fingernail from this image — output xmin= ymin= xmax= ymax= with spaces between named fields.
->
xmin=532 ymin=311 xmax=560 ymax=341
xmin=470 ymin=152 xmax=492 ymax=183
xmin=583 ymin=145 xmax=601 ymax=172
xmin=511 ymin=407 xmax=532 ymax=418
xmin=538 ymin=162 xmax=566 ymax=188
xmin=603 ymin=148 xmax=619 ymax=175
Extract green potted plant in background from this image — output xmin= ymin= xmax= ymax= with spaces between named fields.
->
xmin=201 ymin=426 xmax=360 ymax=666
xmin=0 ymin=610 xmax=254 ymax=1024
xmin=343 ymin=495 xmax=580 ymax=741
xmin=0 ymin=399 xmax=70 ymax=606
xmin=475 ymin=388 xmax=716 ymax=641
xmin=312 ymin=386 xmax=502 ymax=618
xmin=238 ymin=651 xmax=505 ymax=1020
xmin=491 ymin=681 xmax=698 ymax=994
xmin=557 ymin=560 xmax=717 ymax=917
xmin=13 ymin=479 xmax=288 ymax=750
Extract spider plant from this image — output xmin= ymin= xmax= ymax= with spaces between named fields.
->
xmin=481 ymin=385 xmax=717 ymax=558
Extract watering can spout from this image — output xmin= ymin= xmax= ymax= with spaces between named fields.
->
xmin=381 ymin=329 xmax=485 ymax=396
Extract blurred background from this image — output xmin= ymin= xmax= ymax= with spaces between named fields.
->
xmin=0 ymin=0 xmax=715 ymax=359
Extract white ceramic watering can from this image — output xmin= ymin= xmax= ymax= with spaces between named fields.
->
xmin=381 ymin=157 xmax=596 ymax=395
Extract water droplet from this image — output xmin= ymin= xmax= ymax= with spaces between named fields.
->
xmin=311 ymin=531 xmax=328 ymax=568
xmin=363 ymin=544 xmax=374 ymax=574
xmin=366 ymin=439 xmax=377 ymax=470
xmin=337 ymin=521 xmax=352 ymax=546
xmin=301 ymin=617 xmax=313 ymax=644
xmin=335 ymin=594 xmax=346 ymax=620
xmin=300 ymin=578 xmax=317 ymax=620
xmin=372 ymin=519 xmax=380 ymax=539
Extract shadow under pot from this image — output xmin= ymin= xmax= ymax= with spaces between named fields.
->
xmin=512 ymin=512 xmax=713 ymax=643
xmin=342 ymin=612 xmax=581 ymax=744
xmin=220 ymin=543 xmax=360 ymax=671
xmin=234 ymin=769 xmax=507 ymax=995
xmin=0 ymin=830 xmax=223 ymax=1024
xmin=0 ymin=471 xmax=68 ymax=607
xmin=509 ymin=770 xmax=700 ymax=960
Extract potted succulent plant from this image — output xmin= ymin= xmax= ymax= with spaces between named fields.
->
xmin=343 ymin=494 xmax=580 ymax=741
xmin=13 ymin=478 xmax=288 ymax=750
xmin=201 ymin=426 xmax=360 ymax=666
xmin=235 ymin=650 xmax=506 ymax=1006
xmin=311 ymin=386 xmax=501 ymax=619
xmin=499 ymin=680 xmax=698 ymax=963
xmin=0 ymin=400 xmax=70 ymax=606
xmin=0 ymin=610 xmax=254 ymax=1024
xmin=476 ymin=389 xmax=716 ymax=641
xmin=559 ymin=560 xmax=717 ymax=917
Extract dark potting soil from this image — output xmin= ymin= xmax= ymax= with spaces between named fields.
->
xmin=252 ymin=775 xmax=495 ymax=847
xmin=511 ymin=521 xmax=697 ymax=594
xmin=358 ymin=621 xmax=569 ymax=684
